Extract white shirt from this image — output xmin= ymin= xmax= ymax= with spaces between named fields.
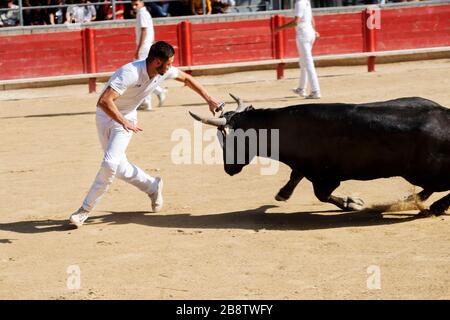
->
xmin=295 ymin=0 xmax=315 ymax=38
xmin=135 ymin=7 xmax=154 ymax=48
xmin=99 ymin=60 xmax=179 ymax=120
xmin=0 ymin=4 xmax=19 ymax=26
xmin=68 ymin=4 xmax=96 ymax=23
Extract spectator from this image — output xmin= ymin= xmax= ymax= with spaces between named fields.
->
xmin=0 ymin=0 xmax=20 ymax=27
xmin=123 ymin=1 xmax=136 ymax=19
xmin=211 ymin=0 xmax=235 ymax=14
xmin=97 ymin=0 xmax=124 ymax=21
xmin=132 ymin=0 xmax=168 ymax=110
xmin=191 ymin=0 xmax=211 ymax=15
xmin=275 ymin=0 xmax=321 ymax=99
xmin=67 ymin=0 xmax=96 ymax=23
xmin=23 ymin=0 xmax=48 ymax=25
xmin=148 ymin=1 xmax=169 ymax=18
xmin=168 ymin=0 xmax=190 ymax=17
xmin=48 ymin=0 xmax=67 ymax=24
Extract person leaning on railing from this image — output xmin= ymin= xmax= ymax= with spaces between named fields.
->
xmin=97 ymin=0 xmax=124 ymax=21
xmin=48 ymin=0 xmax=68 ymax=24
xmin=167 ymin=0 xmax=191 ymax=17
xmin=148 ymin=1 xmax=169 ymax=18
xmin=191 ymin=0 xmax=211 ymax=15
xmin=0 ymin=0 xmax=20 ymax=27
xmin=23 ymin=0 xmax=48 ymax=25
xmin=67 ymin=0 xmax=96 ymax=23
xmin=211 ymin=0 xmax=234 ymax=14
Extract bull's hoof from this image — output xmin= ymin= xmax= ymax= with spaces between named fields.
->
xmin=417 ymin=209 xmax=436 ymax=218
xmin=345 ymin=197 xmax=365 ymax=211
xmin=429 ymin=203 xmax=448 ymax=216
xmin=275 ymin=193 xmax=288 ymax=201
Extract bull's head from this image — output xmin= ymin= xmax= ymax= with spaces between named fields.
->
xmin=189 ymin=93 xmax=256 ymax=176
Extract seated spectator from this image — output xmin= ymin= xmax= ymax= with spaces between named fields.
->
xmin=67 ymin=0 xmax=96 ymax=23
xmin=48 ymin=0 xmax=67 ymax=24
xmin=0 ymin=0 xmax=20 ymax=27
xmin=168 ymin=0 xmax=191 ymax=17
xmin=211 ymin=0 xmax=234 ymax=14
xmin=191 ymin=0 xmax=211 ymax=15
xmin=23 ymin=0 xmax=48 ymax=25
xmin=97 ymin=0 xmax=124 ymax=21
xmin=148 ymin=1 xmax=169 ymax=18
xmin=123 ymin=1 xmax=136 ymax=19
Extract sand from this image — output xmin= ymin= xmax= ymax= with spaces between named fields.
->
xmin=0 ymin=59 xmax=450 ymax=299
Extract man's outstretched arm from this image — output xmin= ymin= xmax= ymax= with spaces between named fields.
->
xmin=175 ymin=70 xmax=222 ymax=115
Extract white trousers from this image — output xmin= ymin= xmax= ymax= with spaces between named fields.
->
xmin=138 ymin=45 xmax=165 ymax=107
xmin=296 ymin=34 xmax=320 ymax=93
xmin=81 ymin=112 xmax=157 ymax=211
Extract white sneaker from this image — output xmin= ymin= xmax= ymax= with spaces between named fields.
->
xmin=305 ymin=92 xmax=321 ymax=99
xmin=69 ymin=207 xmax=90 ymax=228
xmin=292 ymin=87 xmax=307 ymax=97
xmin=149 ymin=177 xmax=164 ymax=212
xmin=138 ymin=101 xmax=153 ymax=111
xmin=157 ymin=89 xmax=167 ymax=108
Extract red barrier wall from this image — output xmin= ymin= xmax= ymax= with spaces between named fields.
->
xmin=94 ymin=24 xmax=180 ymax=72
xmin=0 ymin=31 xmax=84 ymax=79
xmin=95 ymin=27 xmax=135 ymax=72
xmin=377 ymin=5 xmax=450 ymax=50
xmin=191 ymin=20 xmax=274 ymax=65
xmin=284 ymin=12 xmax=365 ymax=58
xmin=0 ymin=4 xmax=449 ymax=81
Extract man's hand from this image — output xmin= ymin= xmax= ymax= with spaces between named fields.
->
xmin=208 ymin=99 xmax=223 ymax=116
xmin=134 ymin=50 xmax=140 ymax=60
xmin=122 ymin=120 xmax=143 ymax=133
xmin=315 ymin=31 xmax=320 ymax=39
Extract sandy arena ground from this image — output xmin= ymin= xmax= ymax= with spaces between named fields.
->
xmin=1 ymin=59 xmax=450 ymax=299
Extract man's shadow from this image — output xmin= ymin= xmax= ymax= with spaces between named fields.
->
xmin=0 ymin=204 xmax=426 ymax=235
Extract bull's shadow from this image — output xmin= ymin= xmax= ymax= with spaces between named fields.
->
xmin=0 ymin=205 xmax=429 ymax=234
xmin=101 ymin=204 xmax=424 ymax=231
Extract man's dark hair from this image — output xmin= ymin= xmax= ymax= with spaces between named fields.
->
xmin=146 ymin=41 xmax=175 ymax=63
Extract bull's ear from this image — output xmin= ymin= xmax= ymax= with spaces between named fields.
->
xmin=245 ymin=105 xmax=254 ymax=111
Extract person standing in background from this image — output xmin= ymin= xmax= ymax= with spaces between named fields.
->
xmin=275 ymin=0 xmax=321 ymax=99
xmin=132 ymin=0 xmax=167 ymax=111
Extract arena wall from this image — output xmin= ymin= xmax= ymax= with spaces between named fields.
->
xmin=0 ymin=4 xmax=449 ymax=81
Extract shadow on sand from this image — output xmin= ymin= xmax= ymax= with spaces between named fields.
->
xmin=0 ymin=204 xmax=429 ymax=235
xmin=1 ymin=111 xmax=95 ymax=119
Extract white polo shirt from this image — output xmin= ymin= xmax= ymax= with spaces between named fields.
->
xmin=98 ymin=60 xmax=179 ymax=120
xmin=295 ymin=0 xmax=315 ymax=39
xmin=135 ymin=7 xmax=154 ymax=47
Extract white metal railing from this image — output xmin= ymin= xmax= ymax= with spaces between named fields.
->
xmin=4 ymin=0 xmax=446 ymax=28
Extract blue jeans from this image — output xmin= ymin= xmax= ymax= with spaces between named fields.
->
xmin=149 ymin=2 xmax=169 ymax=17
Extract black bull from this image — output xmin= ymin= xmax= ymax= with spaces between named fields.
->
xmin=190 ymin=96 xmax=450 ymax=215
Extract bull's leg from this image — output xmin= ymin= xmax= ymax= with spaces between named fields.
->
xmin=312 ymin=180 xmax=365 ymax=211
xmin=428 ymin=193 xmax=450 ymax=216
xmin=275 ymin=170 xmax=304 ymax=201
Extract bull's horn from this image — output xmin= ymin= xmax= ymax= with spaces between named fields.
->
xmin=189 ymin=111 xmax=227 ymax=127
xmin=229 ymin=93 xmax=246 ymax=113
